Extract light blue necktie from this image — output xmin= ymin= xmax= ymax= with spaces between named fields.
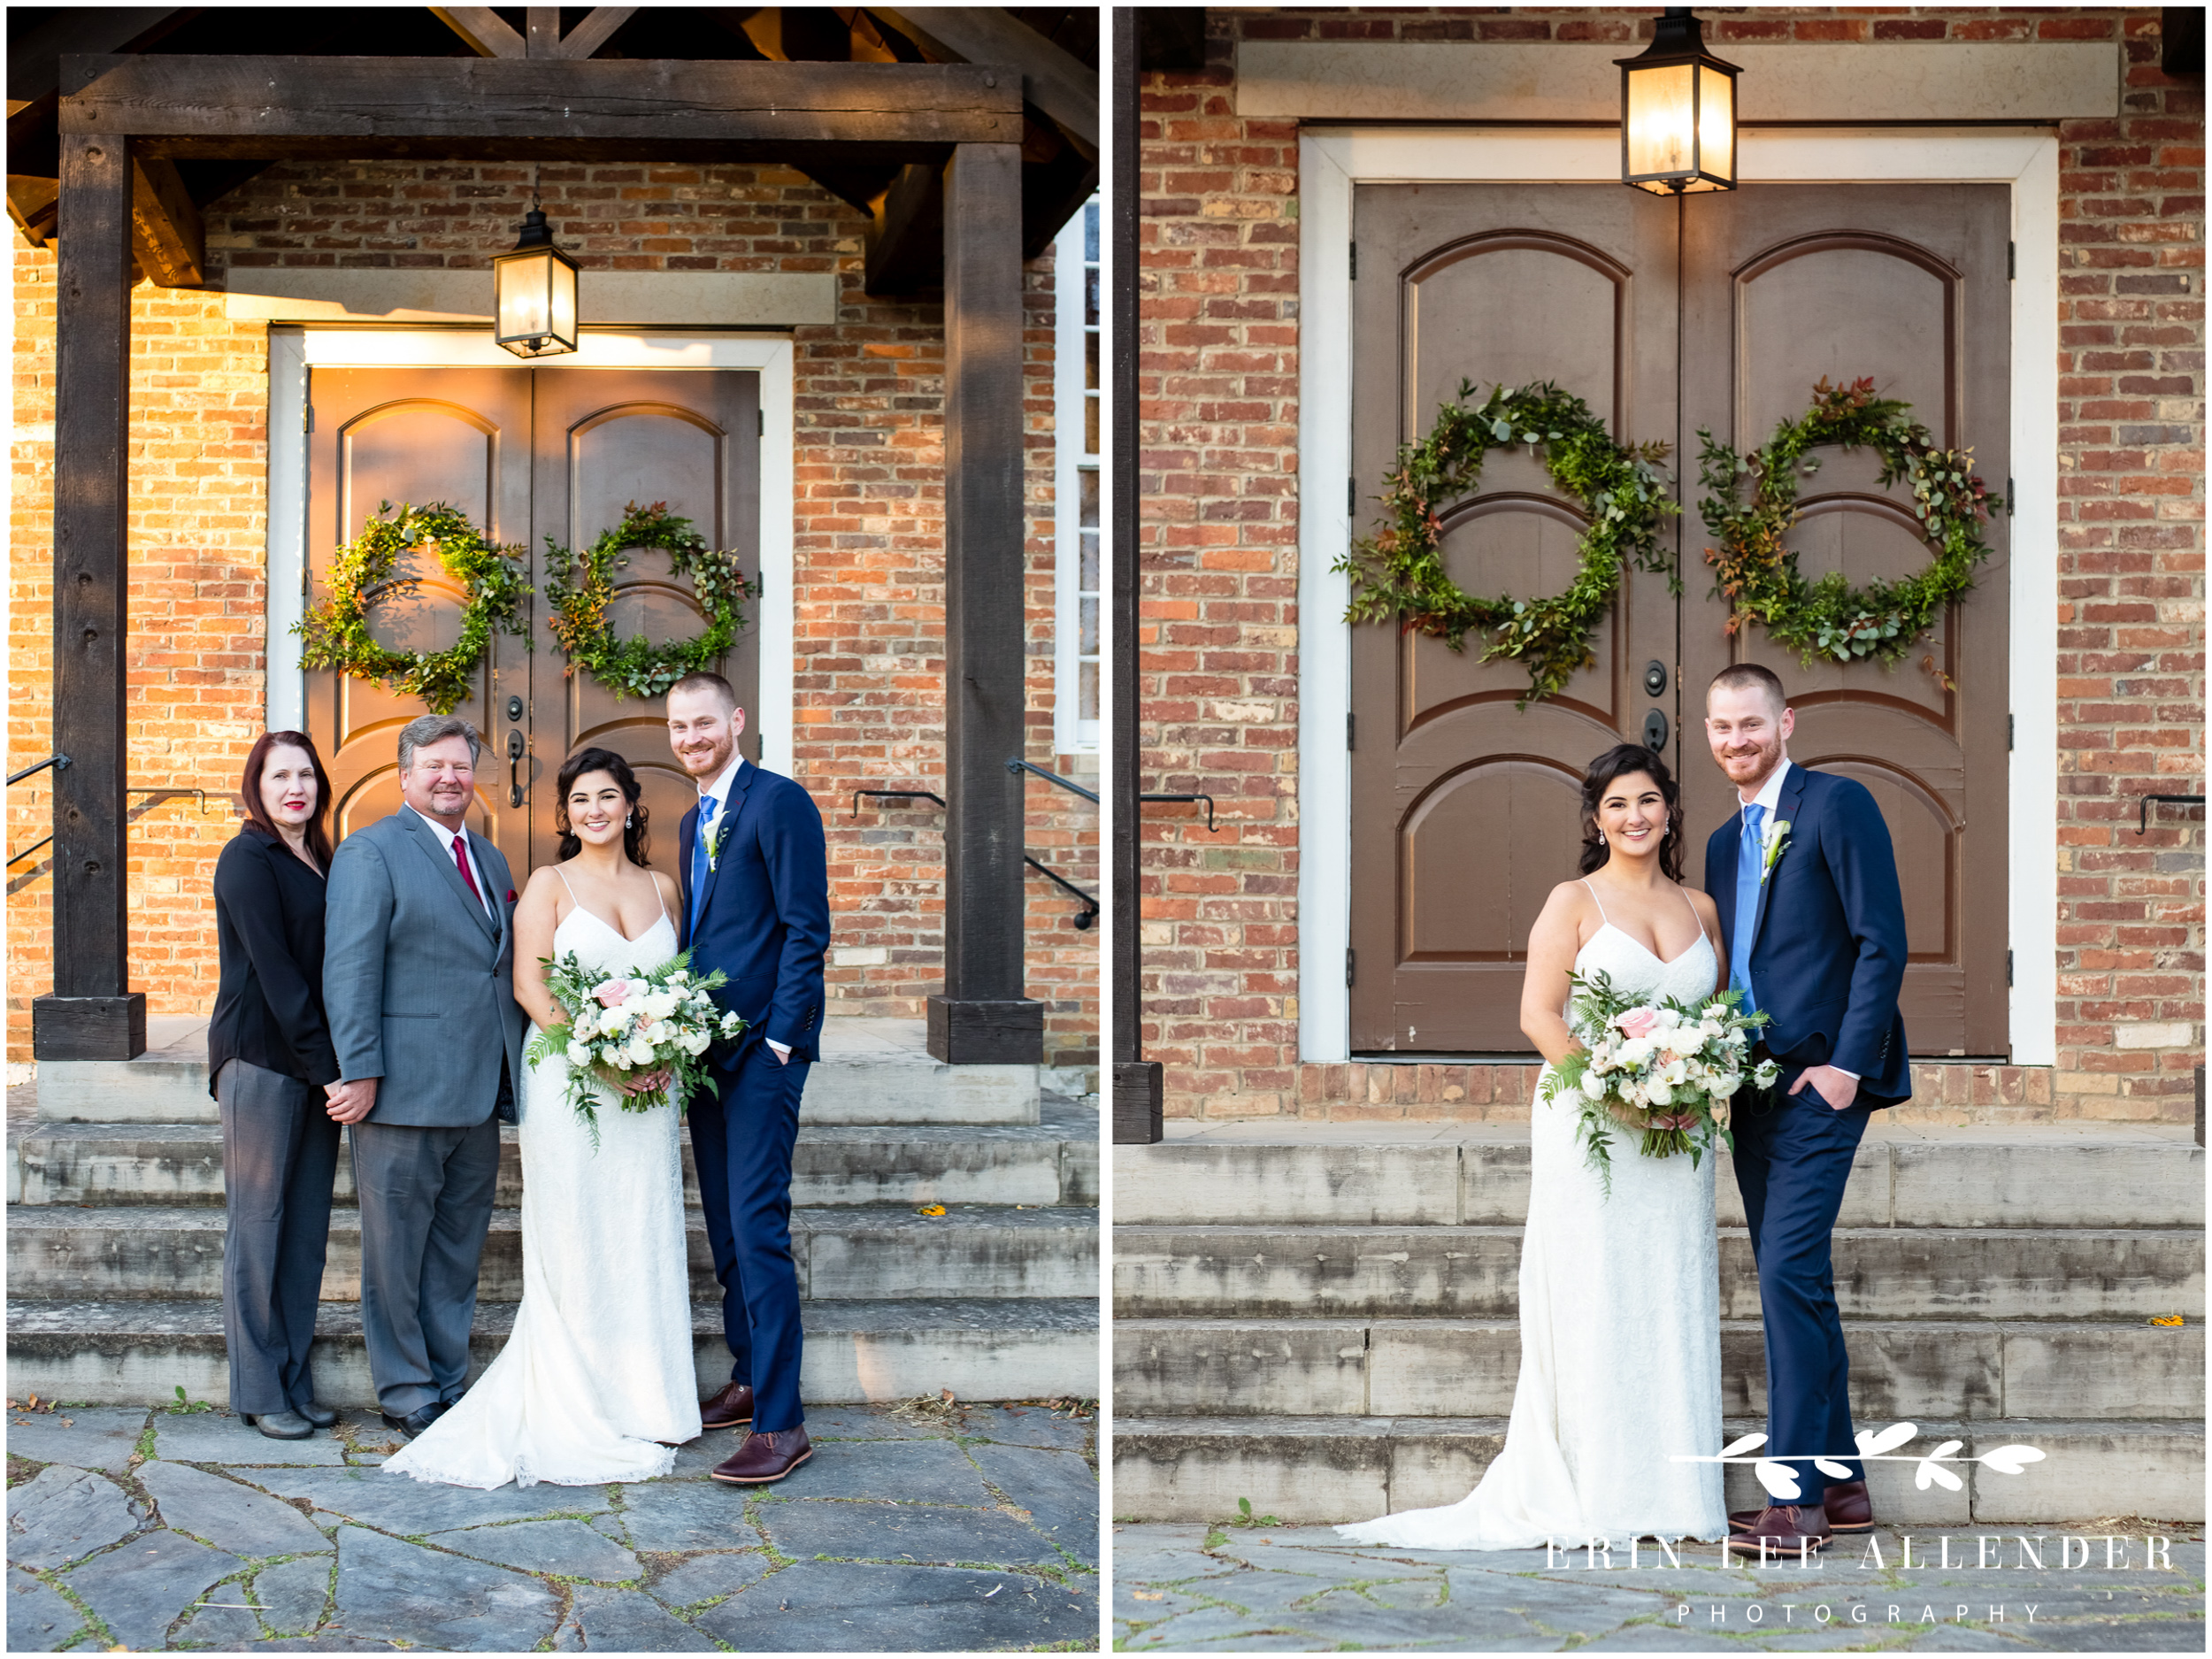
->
xmin=689 ymin=794 xmax=718 ymax=935
xmin=1732 ymin=803 xmax=1763 ymax=1016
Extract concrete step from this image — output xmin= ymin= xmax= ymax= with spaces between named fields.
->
xmin=8 ymin=1103 xmax=1099 ymax=1210
xmin=1110 ymin=1415 xmax=2207 ymax=1526
xmin=1112 ymin=1225 xmax=2203 ymax=1321
xmin=33 ymin=1016 xmax=1043 ymax=1125
xmin=9 ymin=1202 xmax=1098 ymax=1303
xmin=5 ymin=1296 xmax=1098 ymax=1409
xmin=1112 ymin=1317 xmax=2207 ymax=1422
xmin=1115 ymin=1125 xmax=2204 ymax=1230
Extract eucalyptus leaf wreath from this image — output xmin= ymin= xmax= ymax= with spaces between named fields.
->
xmin=544 ymin=501 xmax=759 ymax=701
xmin=1336 ymin=380 xmax=1680 ymax=709
xmin=1696 ymin=377 xmax=2005 ymax=670
xmin=295 ymin=501 xmax=532 ymax=716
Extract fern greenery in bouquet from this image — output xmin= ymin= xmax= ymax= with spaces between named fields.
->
xmin=1539 ymin=969 xmax=1778 ymax=1194
xmin=524 ymin=949 xmax=745 ymax=1146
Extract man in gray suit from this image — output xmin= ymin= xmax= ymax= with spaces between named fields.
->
xmin=323 ymin=714 xmax=526 ymax=1440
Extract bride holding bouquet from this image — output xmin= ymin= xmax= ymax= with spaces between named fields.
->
xmin=387 ymin=747 xmax=736 ymax=1490
xmin=1338 ymin=743 xmax=1739 ymax=1551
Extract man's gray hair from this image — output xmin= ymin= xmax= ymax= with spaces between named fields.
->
xmin=397 ymin=714 xmax=483 ymax=773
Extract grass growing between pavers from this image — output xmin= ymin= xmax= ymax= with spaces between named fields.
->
xmin=8 ymin=1398 xmax=1098 ymax=1651
xmin=1110 ymin=1522 xmax=2205 ymax=1654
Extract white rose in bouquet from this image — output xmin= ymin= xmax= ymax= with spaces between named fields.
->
xmin=566 ymin=1040 xmax=592 ymax=1066
xmin=681 ymin=1028 xmax=711 ymax=1055
xmin=626 ymin=1032 xmax=657 ymax=1066
xmin=1580 ymin=1069 xmax=1608 ymax=1101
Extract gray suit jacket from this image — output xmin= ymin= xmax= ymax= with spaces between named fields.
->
xmin=323 ymin=805 xmax=526 ymax=1127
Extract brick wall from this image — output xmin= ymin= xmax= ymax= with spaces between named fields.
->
xmin=8 ymin=159 xmax=1098 ymax=1071
xmin=1138 ymin=6 xmax=2204 ymax=1120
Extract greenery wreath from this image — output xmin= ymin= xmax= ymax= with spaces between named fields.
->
xmin=295 ymin=501 xmax=533 ymax=716
xmin=544 ymin=501 xmax=759 ymax=701
xmin=1336 ymin=380 xmax=1680 ymax=708
xmin=1696 ymin=377 xmax=2005 ymax=670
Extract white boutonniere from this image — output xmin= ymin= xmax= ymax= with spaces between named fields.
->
xmin=702 ymin=804 xmax=730 ymax=872
xmin=1759 ymin=818 xmax=1791 ymax=886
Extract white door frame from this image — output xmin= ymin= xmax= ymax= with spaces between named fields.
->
xmin=1297 ymin=127 xmax=2062 ymax=1067
xmin=265 ymin=327 xmax=798 ymax=778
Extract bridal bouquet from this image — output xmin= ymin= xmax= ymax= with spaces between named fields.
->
xmin=1539 ymin=971 xmax=1777 ymax=1193
xmin=524 ymin=949 xmax=746 ymax=1144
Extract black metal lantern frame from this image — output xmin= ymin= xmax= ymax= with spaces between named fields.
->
xmin=492 ymin=205 xmax=580 ymax=358
xmin=1617 ymin=7 xmax=1742 ymax=196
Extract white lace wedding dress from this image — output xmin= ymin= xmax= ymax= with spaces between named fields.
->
xmin=1337 ymin=885 xmax=1729 ymax=1549
xmin=384 ymin=895 xmax=702 ymax=1489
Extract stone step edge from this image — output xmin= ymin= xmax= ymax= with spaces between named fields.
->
xmin=6 ymin=1294 xmax=1101 ymax=1338
xmin=6 ymin=1298 xmax=1099 ymax=1409
xmin=1110 ymin=1224 xmax=2204 ymax=1240
xmin=1112 ymin=1414 xmax=2208 ymax=1439
xmin=1110 ymin=1316 xmax=2204 ymax=1334
xmin=6 ymin=1201 xmax=1101 ymax=1230
xmin=12 ymin=1106 xmax=1100 ymax=1144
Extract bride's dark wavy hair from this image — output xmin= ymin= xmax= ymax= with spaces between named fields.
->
xmin=1578 ymin=743 xmax=1684 ymax=883
xmin=554 ymin=748 xmax=650 ymax=866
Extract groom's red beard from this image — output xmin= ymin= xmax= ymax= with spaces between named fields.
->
xmin=1720 ymin=735 xmax=1784 ymax=788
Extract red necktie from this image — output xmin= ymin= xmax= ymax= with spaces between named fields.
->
xmin=452 ymin=833 xmax=485 ymax=910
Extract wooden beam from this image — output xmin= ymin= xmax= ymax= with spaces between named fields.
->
xmin=1108 ymin=5 xmax=1162 ymax=1141
xmin=863 ymin=160 xmax=943 ymax=296
xmin=61 ymin=54 xmax=1024 ymax=163
xmin=9 ymin=174 xmax=60 ymax=247
xmin=526 ymin=9 xmax=563 ymax=58
xmin=35 ymin=132 xmax=146 ymax=1062
xmin=871 ymin=7 xmax=1097 ymax=156
xmin=929 ymin=139 xmax=1040 ymax=1065
xmin=428 ymin=6 xmax=527 ymax=58
xmin=129 ymin=155 xmax=203 ymax=287
xmin=552 ymin=7 xmax=640 ymax=61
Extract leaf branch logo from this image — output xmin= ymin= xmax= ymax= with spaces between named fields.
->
xmin=1672 ymin=1421 xmax=2047 ymax=1501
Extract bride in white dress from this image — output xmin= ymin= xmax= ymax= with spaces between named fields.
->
xmin=1339 ymin=743 xmax=1730 ymax=1550
xmin=386 ymin=749 xmax=702 ymax=1489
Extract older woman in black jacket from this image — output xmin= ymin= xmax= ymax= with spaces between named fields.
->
xmin=210 ymin=730 xmax=343 ymax=1439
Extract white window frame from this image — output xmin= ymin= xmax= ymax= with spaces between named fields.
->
xmin=265 ymin=326 xmax=798 ymax=777
xmin=1053 ymin=198 xmax=1102 ymax=754
xmin=1296 ymin=127 xmax=2061 ymax=1066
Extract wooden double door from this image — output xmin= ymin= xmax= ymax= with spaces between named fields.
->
xmin=1348 ymin=183 xmax=2010 ymax=1057
xmin=303 ymin=366 xmax=761 ymax=879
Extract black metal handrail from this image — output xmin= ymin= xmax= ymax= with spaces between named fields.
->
xmin=852 ymin=787 xmax=1099 ymax=930
xmin=5 ymin=753 xmax=70 ymax=868
xmin=2139 ymin=793 xmax=2206 ymax=835
xmin=1005 ymin=757 xmax=1099 ymax=803
xmin=1141 ymin=791 xmax=1219 ymax=833
xmin=8 ymin=754 xmax=70 ymax=788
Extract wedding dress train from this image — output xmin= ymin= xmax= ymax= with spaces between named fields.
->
xmin=1336 ymin=889 xmax=1729 ymax=1549
xmin=384 ymin=897 xmax=702 ymax=1489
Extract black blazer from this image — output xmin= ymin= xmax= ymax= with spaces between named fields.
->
xmin=209 ymin=825 xmax=340 ymax=1096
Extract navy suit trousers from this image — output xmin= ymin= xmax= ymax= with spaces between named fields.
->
xmin=1731 ymin=1070 xmax=1871 ymax=1508
xmin=688 ymin=1042 xmax=809 ymax=1431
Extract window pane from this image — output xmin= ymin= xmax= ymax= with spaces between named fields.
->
xmin=1079 ymin=595 xmax=1099 ymax=657
xmin=1079 ymin=527 xmax=1100 ymax=595
xmin=1085 ymin=329 xmax=1099 ymax=392
xmin=1085 ymin=266 xmax=1099 ymax=328
xmin=1084 ymin=395 xmax=1099 ymax=456
xmin=1078 ymin=661 xmax=1099 ymax=723
xmin=1085 ymin=200 xmax=1098 ymax=263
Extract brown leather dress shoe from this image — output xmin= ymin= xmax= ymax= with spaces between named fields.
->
xmin=710 ymin=1426 xmax=813 ymax=1485
xmin=700 ymin=1381 xmax=756 ymax=1431
xmin=1731 ymin=1478 xmax=1874 ymax=1534
xmin=1724 ymin=1504 xmax=1832 ymax=1559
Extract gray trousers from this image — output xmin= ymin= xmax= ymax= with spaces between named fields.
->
xmin=218 ymin=1058 xmax=342 ymax=1416
xmin=348 ymin=1114 xmax=501 ymax=1417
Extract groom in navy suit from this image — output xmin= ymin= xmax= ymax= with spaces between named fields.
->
xmin=1702 ymin=663 xmax=1910 ymax=1558
xmin=667 ymin=671 xmax=830 ymax=1484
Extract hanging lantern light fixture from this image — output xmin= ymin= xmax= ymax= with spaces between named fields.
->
xmin=492 ymin=195 xmax=579 ymax=358
xmin=1617 ymin=7 xmax=1741 ymax=196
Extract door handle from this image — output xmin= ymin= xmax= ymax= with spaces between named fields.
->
xmin=1642 ymin=709 xmax=1670 ymax=752
xmin=507 ymin=727 xmax=526 ymax=807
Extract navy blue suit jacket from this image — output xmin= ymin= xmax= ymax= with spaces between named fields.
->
xmin=1705 ymin=763 xmax=1912 ymax=1106
xmin=676 ymin=759 xmax=831 ymax=1065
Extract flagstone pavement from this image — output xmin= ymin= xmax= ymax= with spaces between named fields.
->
xmin=5 ymin=1398 xmax=1097 ymax=1651
xmin=1111 ymin=1522 xmax=2206 ymax=1653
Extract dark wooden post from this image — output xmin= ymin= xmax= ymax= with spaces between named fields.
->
xmin=1110 ymin=6 xmax=1162 ymax=1142
xmin=928 ymin=139 xmax=1043 ymax=1065
xmin=34 ymin=129 xmax=144 ymax=1060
